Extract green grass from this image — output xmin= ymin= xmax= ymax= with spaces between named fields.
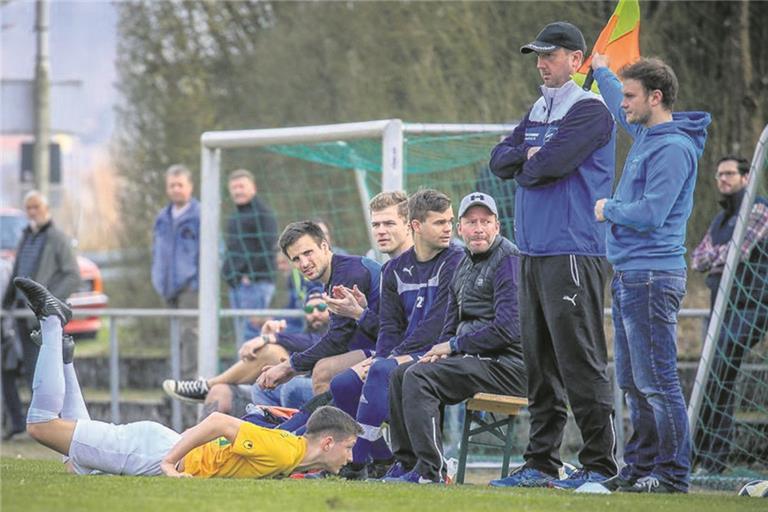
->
xmin=1 ymin=458 xmax=762 ymax=512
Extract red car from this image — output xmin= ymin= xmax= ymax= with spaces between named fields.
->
xmin=0 ymin=207 xmax=108 ymax=339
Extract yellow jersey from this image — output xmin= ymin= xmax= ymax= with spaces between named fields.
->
xmin=183 ymin=422 xmax=307 ymax=478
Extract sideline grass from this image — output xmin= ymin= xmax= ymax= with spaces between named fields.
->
xmin=1 ymin=458 xmax=762 ymax=512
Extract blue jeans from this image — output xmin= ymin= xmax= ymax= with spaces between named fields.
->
xmin=612 ymin=269 xmax=691 ymax=491
xmin=250 ymin=376 xmax=314 ymax=410
xmin=228 ymin=280 xmax=275 ymax=346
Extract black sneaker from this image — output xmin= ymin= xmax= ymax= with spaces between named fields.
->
xmin=13 ymin=277 xmax=72 ymax=326
xmin=368 ymin=458 xmax=395 ymax=480
xmin=339 ymin=462 xmax=368 ymax=481
xmin=30 ymin=329 xmax=75 ymax=364
xmin=601 ymin=473 xmax=638 ymax=491
xmin=622 ymin=476 xmax=682 ymax=494
xmin=162 ymin=378 xmax=209 ymax=403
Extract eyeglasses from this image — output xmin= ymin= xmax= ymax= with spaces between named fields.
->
xmin=715 ymin=171 xmax=740 ymax=180
xmin=304 ymin=303 xmax=328 ymax=313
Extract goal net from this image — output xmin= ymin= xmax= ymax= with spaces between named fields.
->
xmin=688 ymin=124 xmax=768 ymax=490
xmin=197 ymin=120 xmax=515 ymax=376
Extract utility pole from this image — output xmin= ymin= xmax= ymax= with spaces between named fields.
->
xmin=33 ymin=0 xmax=50 ymax=196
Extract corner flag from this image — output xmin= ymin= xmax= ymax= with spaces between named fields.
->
xmin=574 ymin=0 xmax=641 ymax=92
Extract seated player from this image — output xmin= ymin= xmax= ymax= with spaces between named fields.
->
xmin=257 ymin=221 xmax=380 ymax=395
xmin=384 ymin=192 xmax=527 ymax=484
xmin=328 ymin=189 xmax=463 ymax=480
xmin=162 ymin=288 xmax=329 ymax=418
xmin=14 ymin=276 xmax=360 ymax=478
xmin=324 ymin=190 xmax=413 ymax=340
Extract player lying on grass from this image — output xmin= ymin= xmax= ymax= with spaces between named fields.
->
xmin=15 ymin=276 xmax=361 ymax=478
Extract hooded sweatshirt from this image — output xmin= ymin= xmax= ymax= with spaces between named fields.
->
xmin=594 ymin=66 xmax=712 ymax=271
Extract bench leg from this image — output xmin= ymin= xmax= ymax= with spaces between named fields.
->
xmin=456 ymin=408 xmax=473 ymax=484
xmin=501 ymin=415 xmax=515 ymax=478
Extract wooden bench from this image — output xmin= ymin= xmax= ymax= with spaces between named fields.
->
xmin=455 ymin=393 xmax=528 ymax=484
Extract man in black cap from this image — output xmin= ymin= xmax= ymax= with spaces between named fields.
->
xmin=488 ymin=21 xmax=618 ymax=489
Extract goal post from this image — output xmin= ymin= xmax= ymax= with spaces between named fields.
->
xmin=197 ymin=119 xmax=516 ymax=378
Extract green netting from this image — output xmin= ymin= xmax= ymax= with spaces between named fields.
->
xmin=265 ymin=132 xmax=506 ymax=174
xmin=691 ymin=149 xmax=768 ymax=491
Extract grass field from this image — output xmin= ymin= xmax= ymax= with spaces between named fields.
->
xmin=2 ymin=457 xmax=763 ymax=512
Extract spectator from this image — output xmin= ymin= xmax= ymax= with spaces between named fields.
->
xmin=151 ymin=164 xmax=200 ymax=378
xmin=1 ymin=255 xmax=25 ymax=440
xmin=691 ymin=155 xmax=768 ymax=475
xmin=223 ymin=169 xmax=279 ymax=346
xmin=1 ymin=190 xmax=80 ymax=440
xmin=593 ymin=54 xmax=711 ymax=493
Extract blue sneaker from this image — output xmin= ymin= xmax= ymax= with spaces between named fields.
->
xmin=383 ymin=469 xmax=443 ymax=484
xmin=376 ymin=461 xmax=410 ymax=481
xmin=489 ymin=466 xmax=556 ymax=487
xmin=549 ymin=469 xmax=610 ymax=490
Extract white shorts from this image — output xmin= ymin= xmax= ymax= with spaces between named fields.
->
xmin=69 ymin=420 xmax=181 ymax=476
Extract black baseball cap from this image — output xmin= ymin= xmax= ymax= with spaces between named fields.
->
xmin=520 ymin=21 xmax=586 ymax=54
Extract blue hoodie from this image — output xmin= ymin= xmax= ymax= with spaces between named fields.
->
xmin=594 ymin=66 xmax=712 ymax=271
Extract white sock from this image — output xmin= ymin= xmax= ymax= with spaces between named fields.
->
xmin=27 ymin=317 xmax=64 ymax=423
xmin=61 ymin=363 xmax=90 ymax=421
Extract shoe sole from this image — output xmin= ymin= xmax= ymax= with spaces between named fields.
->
xmin=161 ymin=380 xmax=206 ymax=403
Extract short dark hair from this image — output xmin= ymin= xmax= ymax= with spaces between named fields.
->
xmin=620 ymin=57 xmax=679 ymax=110
xmin=717 ymin=155 xmax=750 ymax=176
xmin=305 ymin=406 xmax=362 ymax=441
xmin=407 ymin=189 xmax=452 ymax=223
xmin=278 ymin=220 xmax=328 ymax=257
xmin=369 ymin=191 xmax=409 ymax=221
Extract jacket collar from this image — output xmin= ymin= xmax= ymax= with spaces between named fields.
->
xmin=465 ymin=235 xmax=502 ymax=262
xmin=718 ymin=187 xmax=747 ymax=217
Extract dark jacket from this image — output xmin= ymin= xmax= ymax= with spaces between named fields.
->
xmin=2 ymin=220 xmax=80 ymax=309
xmin=289 ymin=254 xmax=381 ymax=372
xmin=439 ymin=236 xmax=523 ymax=361
xmin=693 ymin=189 xmax=768 ymax=309
xmin=222 ymin=196 xmax=278 ymax=287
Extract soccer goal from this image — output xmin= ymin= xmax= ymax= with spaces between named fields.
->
xmin=196 ymin=119 xmax=516 ymax=378
xmin=688 ymin=124 xmax=768 ymax=489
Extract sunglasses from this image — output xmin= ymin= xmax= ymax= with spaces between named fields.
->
xmin=304 ymin=303 xmax=328 ymax=313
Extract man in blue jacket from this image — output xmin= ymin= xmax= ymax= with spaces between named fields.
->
xmin=489 ymin=21 xmax=618 ymax=489
xmin=592 ymin=55 xmax=711 ymax=493
xmin=151 ymin=164 xmax=200 ymax=379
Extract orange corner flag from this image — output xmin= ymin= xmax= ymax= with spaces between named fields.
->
xmin=574 ymin=0 xmax=641 ymax=93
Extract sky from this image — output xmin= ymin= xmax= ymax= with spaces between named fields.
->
xmin=1 ymin=0 xmax=118 ymax=144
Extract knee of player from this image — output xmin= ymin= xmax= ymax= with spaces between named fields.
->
xmin=401 ymin=362 xmax=431 ymax=388
xmin=26 ymin=422 xmax=49 ymax=443
xmin=205 ymin=384 xmax=232 ymax=410
xmin=330 ymin=368 xmax=361 ymax=395
xmin=312 ymin=359 xmax=333 ymax=388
